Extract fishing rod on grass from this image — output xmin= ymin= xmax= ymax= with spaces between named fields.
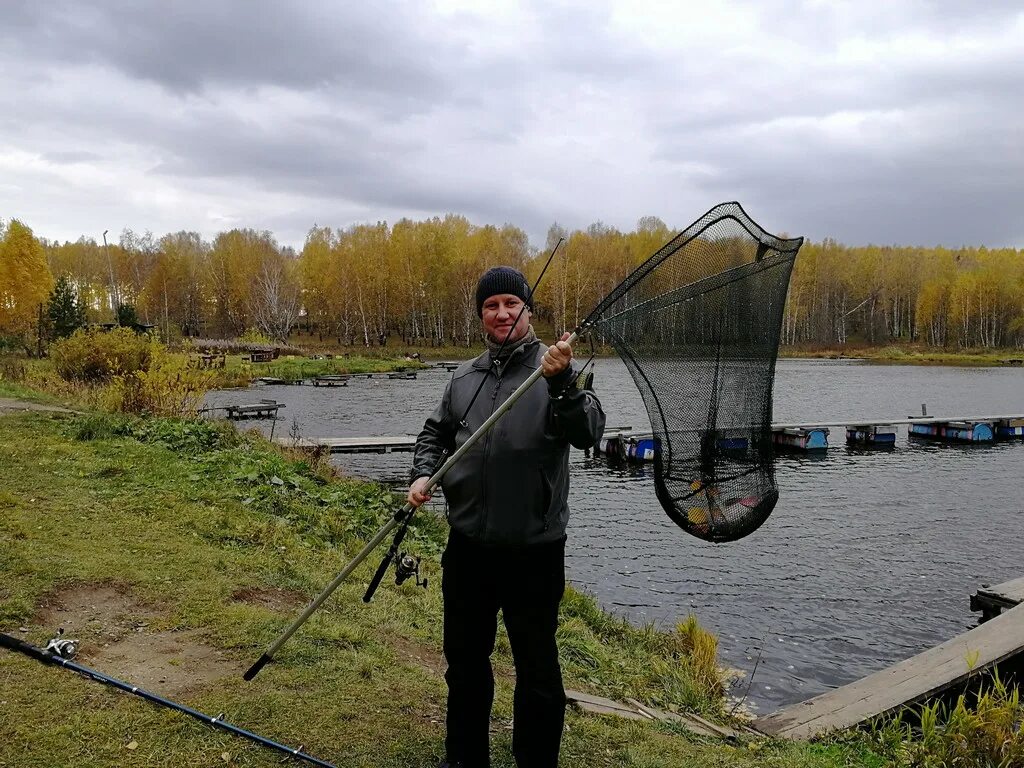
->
xmin=245 ymin=202 xmax=805 ymax=681
xmin=245 ymin=239 xmax=566 ymax=681
xmin=0 ymin=630 xmax=335 ymax=768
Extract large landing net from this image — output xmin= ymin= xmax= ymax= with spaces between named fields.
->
xmin=583 ymin=202 xmax=802 ymax=542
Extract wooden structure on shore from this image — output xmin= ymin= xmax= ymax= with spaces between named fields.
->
xmin=223 ymin=400 xmax=285 ymax=420
xmin=566 ymin=690 xmax=756 ymax=741
xmin=277 ymin=436 xmax=416 ymax=453
xmin=311 ymin=375 xmax=350 ymax=387
xmin=596 ymin=412 xmax=1024 ymax=460
xmin=753 ymin=602 xmax=1024 ymax=740
xmin=971 ymin=576 xmax=1024 ymax=622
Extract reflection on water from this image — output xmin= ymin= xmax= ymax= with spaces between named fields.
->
xmin=205 ymin=359 xmax=1024 ymax=711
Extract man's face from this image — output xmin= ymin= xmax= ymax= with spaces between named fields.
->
xmin=481 ymin=293 xmax=532 ymax=343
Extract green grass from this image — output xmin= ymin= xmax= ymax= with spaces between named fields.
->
xmin=779 ymin=344 xmax=1023 ymax=366
xmin=0 ymin=409 xmax=887 ymax=767
xmin=201 ymin=353 xmax=427 ymax=387
xmin=865 ymin=674 xmax=1024 ymax=767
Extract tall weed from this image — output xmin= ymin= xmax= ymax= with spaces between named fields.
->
xmin=107 ymin=348 xmax=215 ymax=416
xmin=872 ymin=673 xmax=1024 ymax=767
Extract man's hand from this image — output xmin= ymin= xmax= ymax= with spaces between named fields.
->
xmin=407 ymin=476 xmax=433 ymax=508
xmin=542 ymin=332 xmax=573 ymax=378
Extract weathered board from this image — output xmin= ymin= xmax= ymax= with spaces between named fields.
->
xmin=753 ymin=603 xmax=1024 ymax=740
xmin=971 ymin=576 xmax=1024 ymax=620
xmin=276 ymin=436 xmax=417 ymax=453
xmin=565 ymin=690 xmax=753 ymax=740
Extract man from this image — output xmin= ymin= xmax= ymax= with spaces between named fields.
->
xmin=408 ymin=266 xmax=605 ymax=768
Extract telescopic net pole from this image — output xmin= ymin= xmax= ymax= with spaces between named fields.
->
xmin=0 ymin=632 xmax=336 ymax=768
xmin=244 ymin=332 xmax=579 ymax=681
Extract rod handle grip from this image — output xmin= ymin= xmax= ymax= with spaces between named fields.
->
xmin=243 ymin=653 xmax=271 ymax=681
xmin=363 ymin=550 xmax=393 ymax=603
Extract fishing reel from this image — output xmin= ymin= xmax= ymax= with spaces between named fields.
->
xmin=395 ymin=552 xmax=427 ymax=589
xmin=45 ymin=628 xmax=79 ymax=660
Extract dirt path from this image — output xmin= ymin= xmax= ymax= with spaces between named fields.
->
xmin=0 ymin=396 xmax=76 ymax=414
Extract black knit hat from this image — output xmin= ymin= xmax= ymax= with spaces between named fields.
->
xmin=475 ymin=266 xmax=533 ymax=316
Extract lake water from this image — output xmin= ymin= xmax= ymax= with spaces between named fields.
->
xmin=205 ymin=359 xmax=1024 ymax=712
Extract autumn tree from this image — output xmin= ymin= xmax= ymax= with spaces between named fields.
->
xmin=249 ymin=250 xmax=301 ymax=341
xmin=0 ymin=219 xmax=54 ymax=353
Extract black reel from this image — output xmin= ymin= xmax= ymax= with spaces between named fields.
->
xmin=45 ymin=627 xmax=79 ymax=659
xmin=395 ymin=552 xmax=427 ymax=589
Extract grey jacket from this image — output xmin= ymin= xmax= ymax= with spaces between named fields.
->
xmin=412 ymin=339 xmax=605 ymax=546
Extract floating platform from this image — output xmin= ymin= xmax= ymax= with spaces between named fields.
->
xmin=908 ymin=420 xmax=994 ymax=443
xmin=845 ymin=425 xmax=897 ymax=446
xmin=754 ymin=602 xmax=1024 ymax=740
xmin=773 ymin=427 xmax=829 ymax=451
xmin=995 ymin=417 xmax=1024 ymax=438
xmin=224 ymin=400 xmax=285 ymax=420
xmin=593 ymin=412 xmax=1024 ymax=460
xmin=311 ymin=375 xmax=349 ymax=387
xmin=387 ymin=371 xmax=417 ymax=380
xmin=971 ymin=576 xmax=1024 ymax=622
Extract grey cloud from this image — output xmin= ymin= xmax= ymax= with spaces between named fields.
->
xmin=42 ymin=150 xmax=103 ymax=164
xmin=3 ymin=0 xmax=454 ymax=107
xmin=1 ymin=0 xmax=1021 ymax=250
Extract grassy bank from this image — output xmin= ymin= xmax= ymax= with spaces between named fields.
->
xmin=0 ymin=409 xmax=883 ymax=767
xmin=204 ymin=353 xmax=427 ymax=388
xmin=779 ymin=344 xmax=1024 ymax=367
xmin=285 ymin=327 xmax=1024 ymax=369
xmin=0 ymin=351 xmax=422 ymax=406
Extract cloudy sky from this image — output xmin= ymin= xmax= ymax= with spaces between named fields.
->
xmin=2 ymin=0 xmax=1022 ymax=251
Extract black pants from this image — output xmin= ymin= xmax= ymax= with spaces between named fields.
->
xmin=442 ymin=530 xmax=567 ymax=768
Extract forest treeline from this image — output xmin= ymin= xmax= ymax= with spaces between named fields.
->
xmin=1 ymin=214 xmax=1022 ymax=352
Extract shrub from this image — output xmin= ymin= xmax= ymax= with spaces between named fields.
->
xmin=238 ymin=328 xmax=273 ymax=345
xmin=107 ymin=347 xmax=215 ymax=416
xmin=50 ymin=328 xmax=153 ymax=382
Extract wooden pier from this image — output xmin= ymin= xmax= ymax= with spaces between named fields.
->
xmin=277 ymin=436 xmax=416 ymax=453
xmin=753 ymin=602 xmax=1024 ymax=740
xmin=223 ymin=400 xmax=285 ymax=420
xmin=595 ymin=412 xmax=1024 ymax=460
xmin=971 ymin=576 xmax=1024 ymax=622
xmin=311 ymin=375 xmax=350 ymax=387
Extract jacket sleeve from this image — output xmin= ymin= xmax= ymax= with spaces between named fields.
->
xmin=411 ymin=378 xmax=457 ymax=482
xmin=546 ymin=366 xmax=606 ymax=450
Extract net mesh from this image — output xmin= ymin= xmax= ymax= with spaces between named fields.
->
xmin=583 ymin=202 xmax=802 ymax=542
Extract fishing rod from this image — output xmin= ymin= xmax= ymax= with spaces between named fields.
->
xmin=1 ymin=631 xmax=335 ymax=768
xmin=361 ymin=239 xmax=567 ymax=604
xmin=245 ymin=201 xmax=803 ymax=678
xmin=245 ymin=240 xmax=568 ymax=681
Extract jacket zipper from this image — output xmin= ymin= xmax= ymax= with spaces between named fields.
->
xmin=478 ymin=361 xmax=502 ymax=539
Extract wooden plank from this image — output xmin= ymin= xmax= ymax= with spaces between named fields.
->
xmin=972 ymin=576 xmax=1024 ymax=617
xmin=566 ymin=690 xmax=649 ymax=721
xmin=772 ymin=414 xmax=1024 ymax=430
xmin=753 ymin=603 xmax=1024 ymax=740
xmin=274 ymin=436 xmax=416 ymax=453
